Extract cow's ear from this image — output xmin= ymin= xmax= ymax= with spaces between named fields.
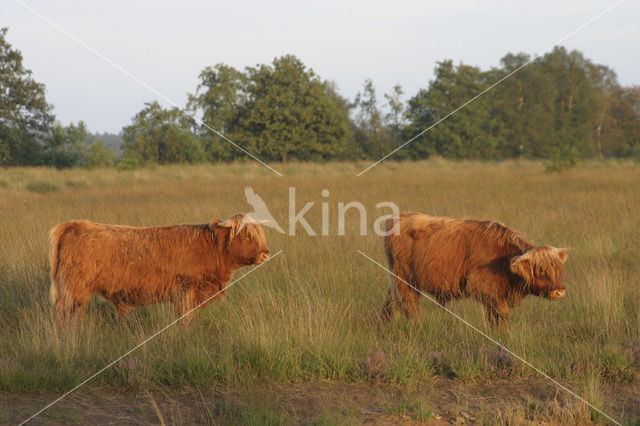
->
xmin=555 ymin=247 xmax=572 ymax=264
xmin=510 ymin=252 xmax=533 ymax=282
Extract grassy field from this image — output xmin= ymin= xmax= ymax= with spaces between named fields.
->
xmin=1 ymin=160 xmax=639 ymax=424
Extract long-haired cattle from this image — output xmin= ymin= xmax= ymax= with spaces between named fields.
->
xmin=382 ymin=213 xmax=569 ymax=327
xmin=49 ymin=213 xmax=270 ymax=321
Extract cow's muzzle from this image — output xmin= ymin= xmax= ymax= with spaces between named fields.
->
xmin=549 ymin=289 xmax=566 ymax=300
xmin=255 ymin=251 xmax=270 ymax=264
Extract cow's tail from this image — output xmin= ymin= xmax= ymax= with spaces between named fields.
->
xmin=48 ymin=223 xmax=67 ymax=307
xmin=383 ymin=216 xmax=399 ymax=271
xmin=384 ymin=216 xmax=402 ymax=293
xmin=381 ymin=216 xmax=400 ymax=320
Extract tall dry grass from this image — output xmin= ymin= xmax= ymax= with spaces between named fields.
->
xmin=0 ymin=160 xmax=638 ymax=421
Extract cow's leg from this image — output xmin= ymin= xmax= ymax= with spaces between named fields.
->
xmin=54 ymin=294 xmax=72 ymax=322
xmin=485 ymin=298 xmax=509 ymax=329
xmin=194 ymin=280 xmax=227 ymax=310
xmin=174 ymin=287 xmax=199 ymax=325
xmin=380 ymin=268 xmax=398 ymax=321
xmin=174 ymin=278 xmax=226 ymax=325
xmin=65 ymin=294 xmax=91 ymax=320
xmin=397 ymin=278 xmax=421 ymax=319
xmin=436 ymin=293 xmax=452 ymax=307
xmin=55 ymin=289 xmax=91 ymax=321
xmin=381 ymin=269 xmax=420 ymax=320
xmin=52 ymin=280 xmax=84 ymax=321
xmin=175 ymin=294 xmax=192 ymax=322
xmin=113 ymin=302 xmax=134 ymax=317
xmin=74 ymin=288 xmax=93 ymax=317
xmin=380 ymin=284 xmax=396 ymax=321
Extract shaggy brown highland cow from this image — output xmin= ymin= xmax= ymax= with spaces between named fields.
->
xmin=49 ymin=213 xmax=269 ymax=321
xmin=382 ymin=213 xmax=569 ymax=327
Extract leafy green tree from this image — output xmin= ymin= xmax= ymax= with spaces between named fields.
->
xmin=189 ymin=58 xmax=356 ymax=163
xmin=42 ymin=121 xmax=89 ymax=168
xmin=41 ymin=122 xmax=117 ymax=168
xmin=600 ymin=85 xmax=640 ymax=157
xmin=188 ymin=64 xmax=247 ymax=161
xmin=324 ymin=80 xmax=362 ymax=159
xmin=384 ymin=84 xmax=404 ymax=134
xmin=402 ymin=89 xmax=435 ymax=159
xmin=121 ymin=101 xmax=205 ymax=165
xmin=90 ymin=132 xmax=122 ymax=155
xmin=491 ymin=47 xmax=639 ymax=162
xmin=542 ymin=47 xmax=600 ymax=159
xmin=238 ymin=55 xmax=355 ymax=163
xmin=0 ymin=27 xmax=54 ymax=165
xmin=585 ymin=62 xmax=619 ymax=159
xmin=402 ymin=47 xmax=639 ymax=163
xmin=353 ymin=79 xmax=389 ymax=158
xmin=84 ymin=139 xmax=116 ymax=168
xmin=490 ymin=53 xmax=557 ymax=158
xmin=404 ymin=60 xmax=500 ymax=159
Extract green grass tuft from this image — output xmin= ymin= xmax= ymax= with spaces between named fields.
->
xmin=25 ymin=181 xmax=59 ymax=193
xmin=381 ymin=395 xmax=432 ymax=421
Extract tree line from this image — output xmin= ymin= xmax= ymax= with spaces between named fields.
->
xmin=1 ymin=27 xmax=639 ymax=169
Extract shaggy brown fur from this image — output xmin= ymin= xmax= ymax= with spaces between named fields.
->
xmin=49 ymin=213 xmax=270 ymax=321
xmin=381 ymin=213 xmax=569 ymax=327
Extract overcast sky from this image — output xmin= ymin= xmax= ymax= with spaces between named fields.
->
xmin=4 ymin=0 xmax=639 ymax=133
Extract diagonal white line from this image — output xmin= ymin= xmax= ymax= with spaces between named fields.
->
xmin=356 ymin=249 xmax=621 ymax=425
xmin=357 ymin=0 xmax=626 ymax=176
xmin=13 ymin=0 xmax=283 ymax=177
xmin=19 ymin=250 xmax=284 ymax=425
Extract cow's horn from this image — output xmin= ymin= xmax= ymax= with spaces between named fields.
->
xmin=513 ymin=249 xmax=533 ymax=263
